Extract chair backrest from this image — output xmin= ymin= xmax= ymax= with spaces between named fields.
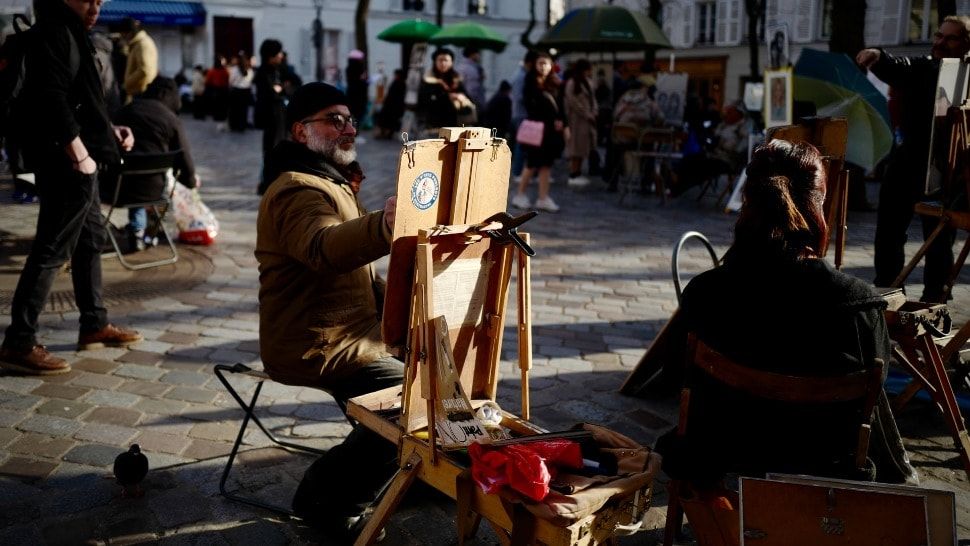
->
xmin=683 ymin=333 xmax=884 ymax=472
xmin=639 ymin=127 xmax=675 ymax=152
xmin=612 ymin=122 xmax=639 ymax=146
xmin=104 ymin=150 xmax=183 ymax=207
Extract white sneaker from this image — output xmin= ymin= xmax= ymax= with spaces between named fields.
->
xmin=511 ymin=193 xmax=532 ymax=210
xmin=535 ymin=196 xmax=560 ymax=213
xmin=567 ymin=176 xmax=590 ymax=188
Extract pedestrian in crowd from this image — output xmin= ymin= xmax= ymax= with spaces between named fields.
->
xmin=671 ymin=101 xmax=749 ymax=197
xmin=374 ymin=68 xmax=406 ymax=139
xmin=205 ymin=54 xmax=230 ymax=123
xmin=119 ymin=17 xmax=157 ymax=103
xmin=511 ymin=51 xmax=565 ymax=213
xmin=281 ymin=50 xmax=303 ymax=94
xmin=564 ymin=59 xmax=597 ymax=188
xmin=613 ymin=74 xmax=663 ymax=130
xmin=91 ymin=30 xmax=121 ymax=116
xmin=256 ymin=82 xmax=400 ymax=542
xmin=455 ymin=46 xmax=485 ymax=115
xmin=655 ymin=139 xmax=916 ymax=486
xmin=345 ymin=49 xmax=369 ymax=137
xmin=110 ymin=33 xmax=128 ymax=103
xmin=510 ymin=50 xmax=538 ymax=178
xmin=0 ymin=0 xmax=142 ymax=375
xmin=254 ymin=39 xmax=288 ymax=195
xmin=483 ymin=80 xmax=512 ymax=139
xmin=190 ymin=64 xmax=206 ymax=119
xmin=112 ymin=77 xmax=199 ymax=251
xmin=857 ymin=15 xmax=970 ymax=302
xmin=228 ymin=52 xmax=254 ymax=132
xmin=418 ymin=48 xmax=473 ymax=134
xmin=594 ymin=68 xmax=612 ymax=148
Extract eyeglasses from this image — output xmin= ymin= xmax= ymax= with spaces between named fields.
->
xmin=302 ymin=113 xmax=358 ymax=133
xmin=934 ymin=32 xmax=966 ymax=44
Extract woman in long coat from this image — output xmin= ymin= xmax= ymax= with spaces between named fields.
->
xmin=563 ymin=59 xmax=596 ymax=187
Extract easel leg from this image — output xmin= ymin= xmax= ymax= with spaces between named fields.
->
xmin=943 ymin=236 xmax=970 ymax=302
xmin=891 ymin=220 xmax=948 ymax=288
xmin=353 ymin=452 xmax=423 ymax=546
xmin=456 ymin=470 xmax=482 ymax=544
xmin=918 ymin=335 xmax=970 ymax=477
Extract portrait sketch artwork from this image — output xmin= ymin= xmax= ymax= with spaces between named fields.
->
xmin=764 ymin=68 xmax=793 ymax=128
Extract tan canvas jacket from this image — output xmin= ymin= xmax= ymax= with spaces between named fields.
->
xmin=124 ymin=30 xmax=158 ymax=98
xmin=256 ymin=169 xmax=392 ymax=387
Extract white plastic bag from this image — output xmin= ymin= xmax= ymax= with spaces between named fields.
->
xmin=170 ymin=182 xmax=219 ymax=245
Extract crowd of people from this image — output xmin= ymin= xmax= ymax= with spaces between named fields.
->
xmin=4 ymin=0 xmax=970 ymax=540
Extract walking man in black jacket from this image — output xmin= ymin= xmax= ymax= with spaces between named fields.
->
xmin=0 ymin=0 xmax=143 ymax=375
xmin=857 ymin=16 xmax=970 ymax=302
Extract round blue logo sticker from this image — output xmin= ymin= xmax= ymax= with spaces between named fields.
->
xmin=410 ymin=172 xmax=439 ymax=211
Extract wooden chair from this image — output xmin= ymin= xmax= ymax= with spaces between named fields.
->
xmin=663 ymin=333 xmax=885 ymax=546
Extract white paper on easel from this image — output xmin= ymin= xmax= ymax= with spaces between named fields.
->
xmin=726 ymin=170 xmax=746 ymax=213
xmin=432 ymin=257 xmax=489 ymax=327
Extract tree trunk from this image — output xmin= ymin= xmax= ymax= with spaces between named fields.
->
xmin=939 ymin=0 xmax=957 ymax=25
xmin=829 ymin=0 xmax=866 ymax=58
xmin=520 ymin=0 xmax=536 ymax=50
xmin=648 ymin=0 xmax=662 ymax=23
xmin=744 ymin=0 xmax=765 ymax=79
xmin=355 ymin=0 xmax=370 ymax=71
xmin=436 ymin=0 xmax=445 ymax=27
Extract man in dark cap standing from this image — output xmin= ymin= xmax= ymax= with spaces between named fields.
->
xmin=255 ymin=82 xmax=400 ymax=540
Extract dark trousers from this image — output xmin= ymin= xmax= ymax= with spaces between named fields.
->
xmin=873 ymin=151 xmax=955 ymax=300
xmin=3 ymin=167 xmax=108 ymax=350
xmin=293 ymin=357 xmax=405 ymax=518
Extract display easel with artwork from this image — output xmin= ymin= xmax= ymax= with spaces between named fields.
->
xmin=347 ymin=127 xmax=659 ymax=545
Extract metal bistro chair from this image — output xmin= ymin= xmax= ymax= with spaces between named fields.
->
xmin=213 ymin=362 xmax=327 ymax=515
xmin=101 ymin=151 xmax=181 ymax=270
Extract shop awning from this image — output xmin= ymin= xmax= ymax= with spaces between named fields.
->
xmin=100 ymin=0 xmax=206 ymax=27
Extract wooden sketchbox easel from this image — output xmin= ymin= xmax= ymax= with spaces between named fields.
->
xmin=346 ymin=127 xmax=656 ymax=545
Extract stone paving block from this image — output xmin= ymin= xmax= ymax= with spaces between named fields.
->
xmin=117 ymin=350 xmax=165 ymax=366
xmin=142 ymin=451 xmax=191 ymax=470
xmin=35 ymin=399 xmax=93 ymax=419
xmin=0 ymin=456 xmax=58 ymax=482
xmin=235 ymin=339 xmax=260 ymax=353
xmin=113 ymin=363 xmax=166 ymax=381
xmin=164 ymin=346 xmax=212 ymax=362
xmin=31 ymin=383 xmax=91 ymax=401
xmin=135 ymin=398 xmax=189 ymax=416
xmin=62 ymin=443 xmax=122 ymax=467
xmin=73 ymin=350 xmax=126 ymax=367
xmin=166 ymin=322 xmax=207 ymax=335
xmin=290 ymin=421 xmax=352 ymax=439
xmin=181 ymin=438 xmax=232 ymax=460
xmin=84 ymin=406 xmax=143 ymax=427
xmin=220 ymin=519 xmax=289 ymax=546
xmin=0 ymin=390 xmax=42 ymax=411
xmin=158 ymin=332 xmax=199 ymax=345
xmin=292 ymin=402 xmax=344 ymax=421
xmin=0 ymin=376 xmax=44 ymax=394
xmin=17 ymin=414 xmax=82 ymax=437
xmin=0 ymin=426 xmax=20 ymax=448
xmin=135 ymin=431 xmax=191 ymax=455
xmin=188 ymin=421 xmax=239 ymax=442
xmin=74 ymin=422 xmax=139 ymax=447
xmin=165 ymin=386 xmax=218 ymax=404
xmin=8 ymin=433 xmax=76 ymax=459
xmin=209 ymin=348 xmax=259 ymax=364
xmin=0 ymin=408 xmax=28 ymax=427
xmin=70 ymin=372 xmax=126 ymax=390
xmin=84 ymin=389 xmax=142 ymax=408
xmin=117 ymin=379 xmax=172 ymax=398
xmin=131 ymin=340 xmax=174 ymax=354
xmin=159 ymin=370 xmax=210 ymax=387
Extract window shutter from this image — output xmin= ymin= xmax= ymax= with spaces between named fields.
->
xmin=682 ymin=0 xmax=696 ymax=48
xmin=715 ymin=0 xmax=742 ymax=46
xmin=662 ymin=1 xmax=684 ymax=48
xmin=864 ymin=0 xmax=885 ymax=47
xmin=879 ymin=0 xmax=905 ymax=45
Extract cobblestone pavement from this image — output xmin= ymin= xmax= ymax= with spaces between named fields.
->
xmin=1 ymin=117 xmax=969 ymax=545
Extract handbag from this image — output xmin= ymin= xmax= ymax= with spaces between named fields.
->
xmin=516 ymin=119 xmax=545 ymax=147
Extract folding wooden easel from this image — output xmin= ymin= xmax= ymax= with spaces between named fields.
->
xmin=348 ymin=127 xmax=656 ymax=545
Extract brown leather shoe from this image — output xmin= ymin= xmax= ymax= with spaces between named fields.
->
xmin=0 ymin=345 xmax=71 ymax=375
xmin=77 ymin=324 xmax=143 ymax=350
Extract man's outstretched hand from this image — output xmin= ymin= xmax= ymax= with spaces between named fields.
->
xmin=855 ymin=48 xmax=881 ymax=70
xmin=112 ymin=125 xmax=135 ymax=152
xmin=383 ymin=196 xmax=397 ymax=231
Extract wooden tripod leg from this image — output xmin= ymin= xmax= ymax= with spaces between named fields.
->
xmin=834 ymin=169 xmax=849 ymax=270
xmin=353 ymin=451 xmax=423 ymax=546
xmin=517 ymin=233 xmax=532 ymax=420
xmin=941 ymin=318 xmax=970 ymax=365
xmin=456 ymin=470 xmax=482 ymax=544
xmin=944 ymin=236 xmax=970 ymax=302
xmin=891 ymin=345 xmax=939 ymax=412
xmin=891 ymin=219 xmax=948 ymax=288
xmin=918 ymin=334 xmax=970 ymax=478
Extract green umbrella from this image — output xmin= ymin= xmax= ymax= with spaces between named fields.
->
xmin=536 ymin=5 xmax=671 ymax=52
xmin=377 ymin=19 xmax=441 ymax=43
xmin=429 ymin=22 xmax=507 ymax=52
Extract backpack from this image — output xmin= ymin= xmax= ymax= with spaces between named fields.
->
xmin=0 ymin=15 xmax=78 ymax=171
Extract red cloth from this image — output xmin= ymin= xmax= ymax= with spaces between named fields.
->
xmin=469 ymin=440 xmax=583 ymax=501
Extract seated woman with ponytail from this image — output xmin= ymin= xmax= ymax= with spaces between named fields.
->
xmin=655 ymin=140 xmax=917 ymax=486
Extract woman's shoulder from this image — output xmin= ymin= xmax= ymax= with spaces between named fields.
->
xmin=798 ymin=259 xmax=886 ymax=310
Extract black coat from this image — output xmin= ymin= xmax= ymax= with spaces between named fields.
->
xmin=111 ymin=95 xmax=196 ymax=202
xmin=21 ymin=0 xmax=119 ymax=169
xmin=417 ymin=71 xmax=466 ymax=130
xmin=871 ymin=50 xmax=939 ymax=170
xmin=254 ymin=64 xmax=287 ymax=151
xmin=656 ymin=252 xmax=914 ymax=484
xmin=522 ymin=75 xmax=565 ymax=160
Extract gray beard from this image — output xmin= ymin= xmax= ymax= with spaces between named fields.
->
xmin=306 ymin=132 xmax=357 ymax=166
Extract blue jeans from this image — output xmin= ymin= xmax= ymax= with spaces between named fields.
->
xmin=4 ymin=167 xmax=108 ymax=350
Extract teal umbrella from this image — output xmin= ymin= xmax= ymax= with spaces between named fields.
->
xmin=377 ymin=19 xmax=441 ymax=43
xmin=429 ymin=22 xmax=507 ymax=52
xmin=536 ymin=5 xmax=671 ymax=52
xmin=794 ymin=48 xmax=892 ymax=171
